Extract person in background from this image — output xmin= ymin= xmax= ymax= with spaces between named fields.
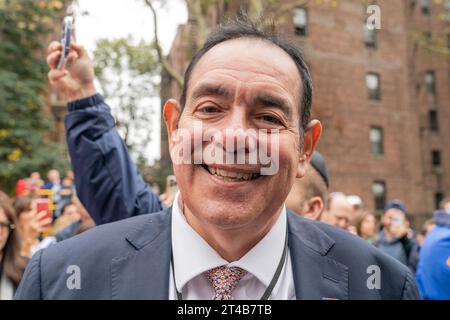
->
xmin=416 ymin=203 xmax=450 ymax=299
xmin=54 ymin=176 xmax=75 ymax=218
xmin=320 ymin=192 xmax=355 ymax=233
xmin=408 ymin=218 xmax=435 ymax=274
xmin=65 ymin=170 xmax=75 ymax=183
xmin=51 ymin=196 xmax=96 ymax=242
xmin=64 ymin=170 xmax=77 ymax=195
xmin=50 ymin=201 xmax=81 ymax=237
xmin=354 ymin=211 xmax=378 ymax=245
xmin=151 ymin=183 xmax=160 ymax=196
xmin=285 ymin=151 xmax=328 ymax=220
xmin=0 ymin=191 xmax=27 ymax=299
xmin=375 ymin=200 xmax=416 ymax=267
xmin=43 ymin=169 xmax=62 ymax=205
xmin=13 ymin=197 xmax=53 ymax=258
xmin=347 ymin=195 xmax=363 ymax=225
xmin=15 ymin=179 xmax=29 ymax=197
xmin=347 ymin=195 xmax=362 ymax=211
xmin=71 ymin=195 xmax=96 ymax=236
xmin=26 ymin=172 xmax=44 ymax=195
xmin=159 ymin=175 xmax=178 ymax=208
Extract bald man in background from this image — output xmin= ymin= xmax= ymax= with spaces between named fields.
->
xmin=321 ymin=192 xmax=355 ymax=233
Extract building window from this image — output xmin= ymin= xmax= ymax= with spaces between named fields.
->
xmin=366 ymin=73 xmax=380 ymax=100
xmin=429 ymin=110 xmax=439 ymax=131
xmin=421 ymin=0 xmax=431 ymax=15
xmin=370 ymin=126 xmax=384 ymax=155
xmin=364 ymin=25 xmax=377 ymax=48
xmin=425 ymin=71 xmax=436 ymax=95
xmin=432 ymin=150 xmax=441 ymax=167
xmin=293 ymin=8 xmax=308 ymax=36
xmin=435 ymin=192 xmax=444 ymax=210
xmin=373 ymin=181 xmax=386 ymax=211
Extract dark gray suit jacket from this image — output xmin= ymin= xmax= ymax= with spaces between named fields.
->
xmin=14 ymin=208 xmax=419 ymax=299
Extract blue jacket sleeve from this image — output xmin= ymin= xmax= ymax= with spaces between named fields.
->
xmin=65 ymin=94 xmax=164 ymax=225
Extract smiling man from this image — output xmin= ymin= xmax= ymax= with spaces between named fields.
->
xmin=15 ymin=19 xmax=419 ymax=300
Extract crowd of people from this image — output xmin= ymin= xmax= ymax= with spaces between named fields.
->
xmin=285 ymin=153 xmax=450 ymax=299
xmin=2 ymin=157 xmax=449 ymax=299
xmin=0 ymin=170 xmax=95 ymax=299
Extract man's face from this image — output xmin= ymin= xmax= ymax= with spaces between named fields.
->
xmin=165 ymin=38 xmax=320 ymax=232
xmin=63 ymin=204 xmax=81 ymax=221
xmin=360 ymin=214 xmax=376 ymax=237
xmin=382 ymin=208 xmax=405 ymax=230
xmin=324 ymin=196 xmax=352 ymax=230
xmin=48 ymin=170 xmax=60 ymax=183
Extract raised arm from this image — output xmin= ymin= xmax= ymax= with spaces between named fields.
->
xmin=46 ymin=40 xmax=164 ymax=225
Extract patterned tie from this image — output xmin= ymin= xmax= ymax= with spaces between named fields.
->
xmin=204 ymin=266 xmax=248 ymax=300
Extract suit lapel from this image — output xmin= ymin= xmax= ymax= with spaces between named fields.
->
xmin=111 ymin=208 xmax=172 ymax=299
xmin=287 ymin=210 xmax=349 ymax=300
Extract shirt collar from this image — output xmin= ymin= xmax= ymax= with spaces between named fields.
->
xmin=171 ymin=191 xmax=287 ymax=291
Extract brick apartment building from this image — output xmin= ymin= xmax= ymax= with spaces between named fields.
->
xmin=160 ymin=0 xmax=450 ymax=227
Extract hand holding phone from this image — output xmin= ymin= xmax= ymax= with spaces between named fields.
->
xmin=390 ymin=214 xmax=407 ymax=239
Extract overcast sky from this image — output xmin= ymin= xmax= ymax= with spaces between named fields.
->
xmin=74 ymin=0 xmax=188 ymax=163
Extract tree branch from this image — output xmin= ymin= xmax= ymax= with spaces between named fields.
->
xmin=186 ymin=0 xmax=209 ymax=50
xmin=143 ymin=0 xmax=184 ymax=87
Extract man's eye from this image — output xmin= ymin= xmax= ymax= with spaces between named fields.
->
xmin=257 ymin=115 xmax=283 ymax=125
xmin=197 ymin=106 xmax=220 ymax=113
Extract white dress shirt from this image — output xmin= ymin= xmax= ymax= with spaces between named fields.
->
xmin=168 ymin=192 xmax=296 ymax=300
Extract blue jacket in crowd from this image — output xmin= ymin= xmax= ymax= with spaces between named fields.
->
xmin=65 ymin=94 xmax=164 ymax=225
xmin=375 ymin=230 xmax=415 ymax=267
xmin=416 ymin=209 xmax=450 ymax=299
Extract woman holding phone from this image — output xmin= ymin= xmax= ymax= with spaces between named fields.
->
xmin=13 ymin=196 xmax=53 ymax=258
xmin=0 ymin=191 xmax=27 ymax=300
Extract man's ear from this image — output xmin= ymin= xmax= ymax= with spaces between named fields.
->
xmin=303 ymin=196 xmax=325 ymax=221
xmin=163 ymin=99 xmax=182 ymax=144
xmin=296 ymin=120 xmax=322 ymax=178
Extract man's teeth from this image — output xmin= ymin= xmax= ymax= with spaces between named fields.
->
xmin=206 ymin=166 xmax=259 ymax=181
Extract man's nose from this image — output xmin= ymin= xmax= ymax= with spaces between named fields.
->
xmin=220 ymin=111 xmax=256 ymax=153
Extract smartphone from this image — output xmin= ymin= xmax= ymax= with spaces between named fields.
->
xmin=57 ymin=16 xmax=74 ymax=70
xmin=35 ymin=198 xmax=53 ymax=228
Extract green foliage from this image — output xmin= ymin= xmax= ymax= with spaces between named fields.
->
xmin=142 ymin=158 xmax=173 ymax=192
xmin=93 ymin=36 xmax=160 ymax=165
xmin=0 ymin=0 xmax=71 ymax=194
